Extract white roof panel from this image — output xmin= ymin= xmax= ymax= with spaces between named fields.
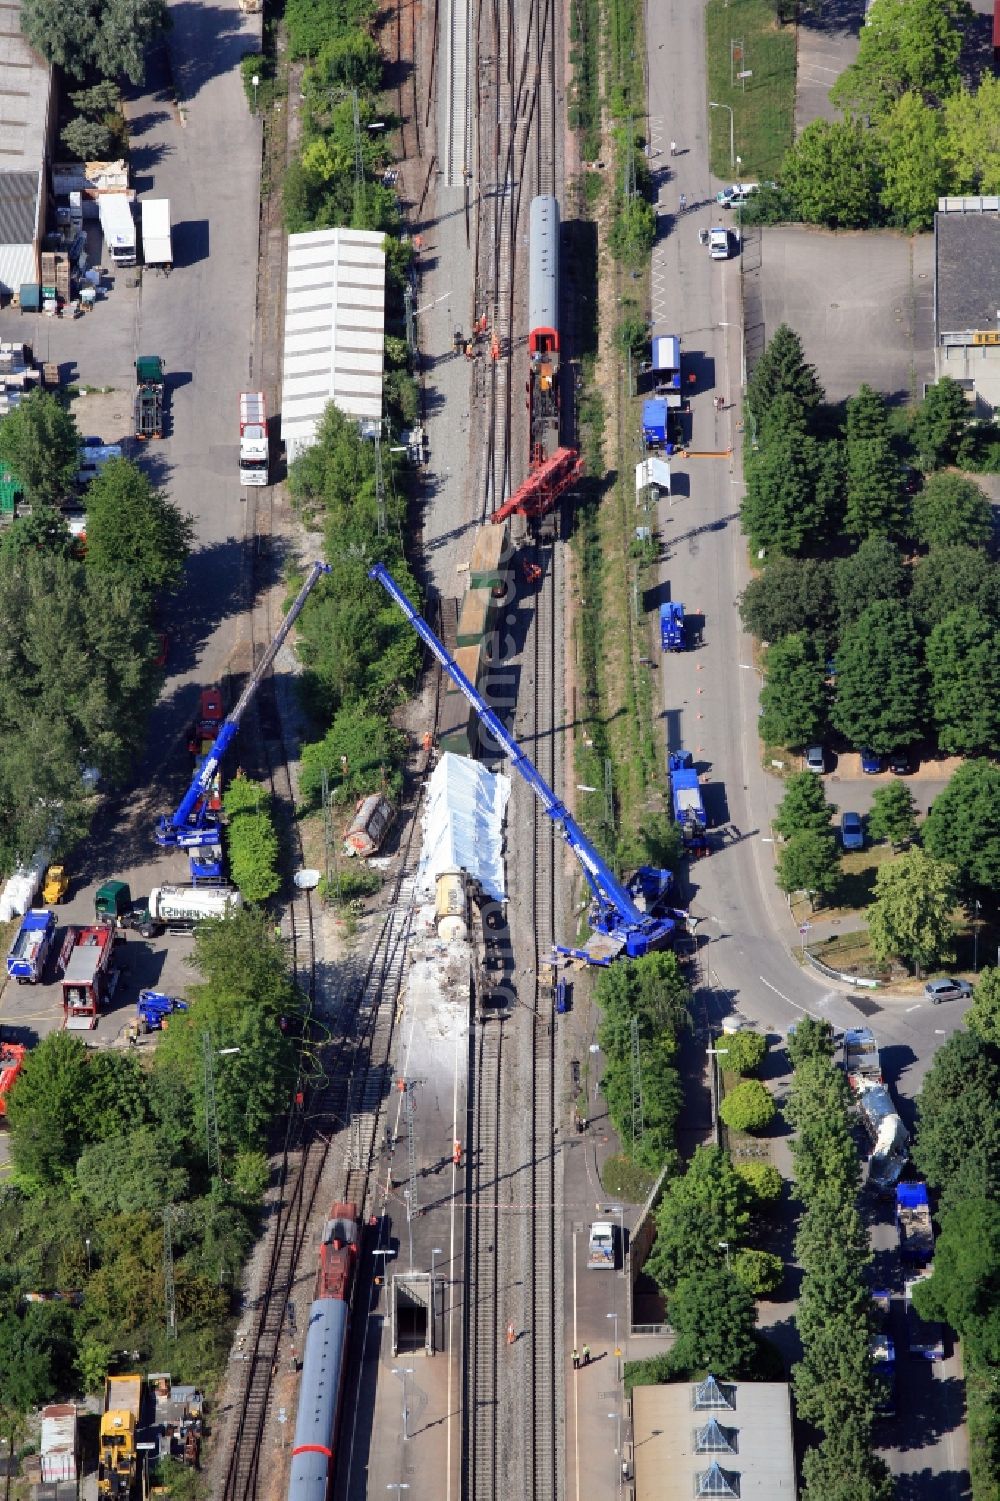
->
xmin=281 ymin=225 xmax=386 ymax=456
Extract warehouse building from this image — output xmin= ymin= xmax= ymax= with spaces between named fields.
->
xmin=632 ymin=1374 xmax=796 ymax=1499
xmin=0 ymin=0 xmax=54 ymax=294
xmin=934 ymin=196 xmax=1000 ymax=414
xmin=281 ymin=226 xmax=386 ymax=463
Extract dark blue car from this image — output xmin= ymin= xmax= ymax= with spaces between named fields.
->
xmin=859 ymin=747 xmax=881 ymax=774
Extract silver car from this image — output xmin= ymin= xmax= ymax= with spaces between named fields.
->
xmin=924 ymin=978 xmax=973 ymax=1004
xmin=805 ymin=745 xmax=824 ymax=773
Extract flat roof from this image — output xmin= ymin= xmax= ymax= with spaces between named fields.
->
xmin=935 ymin=202 xmax=1000 ymax=337
xmin=632 ymin=1380 xmax=796 ymax=1501
xmin=281 ymin=226 xmax=386 ymax=459
xmin=0 ymin=1 xmax=52 ymax=170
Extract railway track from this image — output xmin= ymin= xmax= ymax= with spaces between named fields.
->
xmin=467 ymin=1021 xmax=504 ymax=1501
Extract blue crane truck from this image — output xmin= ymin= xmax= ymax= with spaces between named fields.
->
xmin=660 ymin=602 xmax=685 ymax=652
xmin=6 ymin=908 xmax=56 ymax=984
xmin=668 ymin=751 xmax=709 ymax=853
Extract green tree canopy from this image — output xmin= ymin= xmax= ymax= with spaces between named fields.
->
xmin=738 ymin=556 xmax=835 ymax=646
xmin=967 ymin=966 xmax=1000 ymax=1049
xmin=61 ymin=116 xmax=113 ymax=160
xmin=844 ymin=436 xmax=907 ymax=539
xmin=801 ymin=1420 xmax=895 ymax=1501
xmin=866 ymin=780 xmax=917 ymax=848
xmin=910 ymin=378 xmax=970 ymax=469
xmin=833 ymin=536 xmax=908 ymax=630
xmin=735 ymin=1160 xmax=784 ymax=1203
xmin=781 ymin=119 xmax=881 ymax=228
xmin=776 ymin=829 xmax=841 ymax=906
xmin=867 ymin=846 xmax=957 ymax=973
xmin=719 ymin=1029 xmax=768 ymax=1078
xmin=912 ymin=1196 xmax=1000 ymax=1364
xmin=20 ymin=0 xmax=168 ymax=80
xmin=222 ymin=778 xmax=281 ymax=903
xmin=942 ymin=75 xmax=1000 ymax=195
xmin=831 ymin=601 xmax=924 ymax=754
xmin=284 ymin=0 xmax=375 ymax=58
xmin=746 ymin=324 xmax=824 ymax=434
xmin=774 ymin=771 xmax=835 ymax=839
xmin=75 ymin=1125 xmax=188 ymax=1216
xmin=0 ymin=1303 xmax=76 ymax=1418
xmin=914 ymin=1028 xmax=1000 ymax=1202
xmin=666 ymin=1266 xmax=759 ymax=1379
xmin=646 ymin=1146 xmax=750 ymax=1294
xmin=0 ymin=390 xmax=79 ymax=507
xmin=926 ymin=607 xmax=1000 ymax=755
xmin=911 ymin=472 xmax=994 ymax=551
xmin=786 ymin=1015 xmax=836 ymax=1069
xmin=6 ymin=1032 xmax=94 ymax=1188
xmin=299 ymin=700 xmax=406 ymax=808
xmin=84 ymin=458 xmax=193 ymax=601
xmin=719 ymin=1079 xmax=776 ymax=1133
xmin=741 ymin=423 xmax=836 ymax=556
xmin=759 ymin=632 xmax=828 ymax=749
xmin=875 ymin=91 xmax=947 ymax=230
xmin=910 ymin=545 xmax=1000 ymax=632
xmin=923 ymin=760 xmax=1000 ymax=891
xmin=829 ymin=0 xmax=968 ymax=117
xmin=596 ymin=952 xmax=690 ymax=1171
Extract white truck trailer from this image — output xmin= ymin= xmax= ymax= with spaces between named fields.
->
xmin=141 ymin=198 xmax=172 ymax=271
xmin=97 ymin=194 xmax=136 ymax=268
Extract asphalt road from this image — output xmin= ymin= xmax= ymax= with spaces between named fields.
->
xmin=0 ymin=0 xmax=262 ymax=1070
xmin=644 ymin=1 xmax=970 ymax=1493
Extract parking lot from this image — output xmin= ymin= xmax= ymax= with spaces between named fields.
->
xmin=744 ymin=224 xmax=935 ymax=404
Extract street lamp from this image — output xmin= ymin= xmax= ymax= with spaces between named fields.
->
xmin=85 ymin=1238 xmax=91 ymax=1275
xmin=391 ymin=1366 xmax=414 ymax=1440
xmin=974 ymin=899 xmax=981 ymax=973
xmin=251 ymin=74 xmax=259 ymax=112
xmin=431 ymin=1246 xmax=443 ymax=1281
xmin=709 ymin=101 xmax=735 ymax=171
xmin=718 ymin=1240 xmax=731 ymax=1271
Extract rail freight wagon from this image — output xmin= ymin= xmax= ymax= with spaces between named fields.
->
xmin=287 ymin=1203 xmax=361 ymax=1501
xmin=528 ymin=195 xmax=561 ymax=467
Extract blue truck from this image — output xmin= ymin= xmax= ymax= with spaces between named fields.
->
xmin=896 ymin=1183 xmax=934 ymax=1266
xmin=668 ymin=750 xmax=709 ymax=852
xmin=6 ymin=908 xmax=56 ymax=984
xmin=659 ymin=601 xmax=685 ymax=651
xmin=642 ymin=398 xmax=669 ymax=449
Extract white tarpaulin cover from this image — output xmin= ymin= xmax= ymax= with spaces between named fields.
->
xmin=0 ymin=848 xmax=49 ymax=922
xmin=418 ymin=753 xmax=510 ymax=901
xmin=635 ymin=457 xmax=671 ymax=495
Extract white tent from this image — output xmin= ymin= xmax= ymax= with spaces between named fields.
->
xmin=418 ymin=753 xmax=510 ymax=901
xmin=635 ymin=456 xmax=671 ymax=496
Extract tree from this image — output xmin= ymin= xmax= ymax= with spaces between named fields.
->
xmin=758 ymin=633 xmax=828 ymax=748
xmin=222 ymin=777 xmax=281 ymax=903
xmin=0 ymin=390 xmax=79 ymax=507
xmin=298 ymin=701 xmax=406 ymax=808
xmin=776 ymin=829 xmax=841 ymax=906
xmin=911 ymin=472 xmax=994 ymax=551
xmin=875 ymin=91 xmax=947 ymax=230
xmin=310 ymin=27 xmax=383 ymax=92
xmin=20 ymin=0 xmax=167 ymax=80
xmin=60 ymin=116 xmax=113 ymax=159
xmin=0 ymin=1304 xmax=75 ymax=1416
xmin=719 ymin=1079 xmax=776 ymax=1133
xmin=926 ymin=608 xmax=1000 ymax=755
xmin=781 ymin=119 xmax=881 ymax=229
xmin=609 ymin=195 xmax=656 ymax=267
xmin=746 ymin=324 xmax=824 ymax=434
xmin=846 ymin=383 xmax=890 ymax=445
xmin=910 ymin=545 xmax=1000 ymax=632
xmin=741 ymin=425 xmax=834 ymax=556
xmin=914 ymin=1028 xmax=1000 ymax=1200
xmin=943 ymin=76 xmax=1000 ymax=195
xmin=69 ymin=81 xmax=122 ymax=116
xmin=738 ymin=556 xmax=835 ymax=646
xmin=667 ymin=1266 xmax=759 ymax=1379
xmin=843 ymin=385 xmax=905 ymax=540
xmin=786 ymin=1016 xmax=835 ymax=1069
xmin=801 ymin=1420 xmax=894 ymax=1501
xmin=733 ymin=1248 xmax=784 ymax=1295
xmin=85 ymin=459 xmax=192 ymax=600
xmin=735 ymin=1161 xmax=783 ymax=1204
xmin=774 ymin=771 xmax=835 ymax=839
xmin=75 ymin=1126 xmax=188 ymax=1216
xmin=924 ymin=760 xmax=1000 ymax=891
xmin=912 ymin=1197 xmax=1000 ymax=1364
xmin=866 ymin=781 xmax=917 ymax=848
xmin=719 ymin=1030 xmax=768 ymax=1077
xmin=831 ymin=601 xmax=924 ymax=754
xmin=5 ymin=1032 xmax=96 ymax=1187
xmin=867 ymin=847 xmax=957 ymax=973
xmin=284 ymin=0 xmax=376 ymax=58
xmin=646 ymin=1146 xmax=750 ymax=1294
xmin=967 ymin=967 xmax=1000 ymax=1048
xmin=829 ymin=0 xmax=968 ymax=117
xmin=833 ymin=536 xmax=907 ymax=630
xmin=910 ymin=378 xmax=970 ymax=469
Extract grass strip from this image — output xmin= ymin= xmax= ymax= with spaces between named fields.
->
xmin=704 ymin=0 xmax=796 ymax=179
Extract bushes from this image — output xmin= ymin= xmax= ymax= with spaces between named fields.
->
xmin=733 ymin=1248 xmax=784 ymax=1296
xmin=222 ymin=777 xmax=281 ymax=903
xmin=719 ymin=1079 xmax=776 ymax=1133
xmin=721 ymin=1029 xmax=768 ymax=1077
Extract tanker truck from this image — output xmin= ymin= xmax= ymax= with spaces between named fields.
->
xmin=94 ymin=879 xmax=242 ymax=937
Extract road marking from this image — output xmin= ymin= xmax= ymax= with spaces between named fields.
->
xmin=906 ymin=1004 xmax=921 ymax=1012
xmin=759 ymin=975 xmax=821 ymax=1019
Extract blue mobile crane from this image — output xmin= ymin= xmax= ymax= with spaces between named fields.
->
xmin=156 ymin=561 xmax=331 ymax=851
xmin=370 ymin=564 xmax=690 ymax=964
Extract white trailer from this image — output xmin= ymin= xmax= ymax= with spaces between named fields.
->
xmin=239 ymin=391 xmax=269 ymax=485
xmin=141 ymin=198 xmax=172 ymax=271
xmin=98 ymin=194 xmax=136 ymax=268
xmin=138 ymin=883 xmax=243 ymax=935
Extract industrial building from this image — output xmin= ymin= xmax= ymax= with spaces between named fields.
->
xmin=0 ymin=0 xmax=54 ymax=294
xmin=281 ymin=225 xmax=386 ymax=463
xmin=934 ymin=196 xmax=1000 ymax=413
xmin=632 ymin=1374 xmax=797 ymax=1499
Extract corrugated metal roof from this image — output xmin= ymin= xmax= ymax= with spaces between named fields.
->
xmin=0 ymin=229 xmax=36 ymax=291
xmin=281 ymin=226 xmax=386 ymax=461
xmin=0 ymin=167 xmax=39 ymax=241
xmin=0 ymin=3 xmax=52 ymax=168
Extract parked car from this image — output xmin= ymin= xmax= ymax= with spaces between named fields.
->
xmin=840 ymin=811 xmax=864 ymax=851
xmin=715 ymin=182 xmax=759 ymax=208
xmin=805 ymin=744 xmax=825 ymax=773
xmin=860 ymin=747 xmax=882 ymax=774
xmin=924 ymin=978 xmax=973 ymax=1005
xmin=889 ymin=750 xmax=914 ymax=775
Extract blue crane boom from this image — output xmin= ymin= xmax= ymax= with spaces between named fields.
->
xmin=370 ymin=563 xmax=685 ymax=961
xmin=156 ymin=561 xmax=331 ymax=849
